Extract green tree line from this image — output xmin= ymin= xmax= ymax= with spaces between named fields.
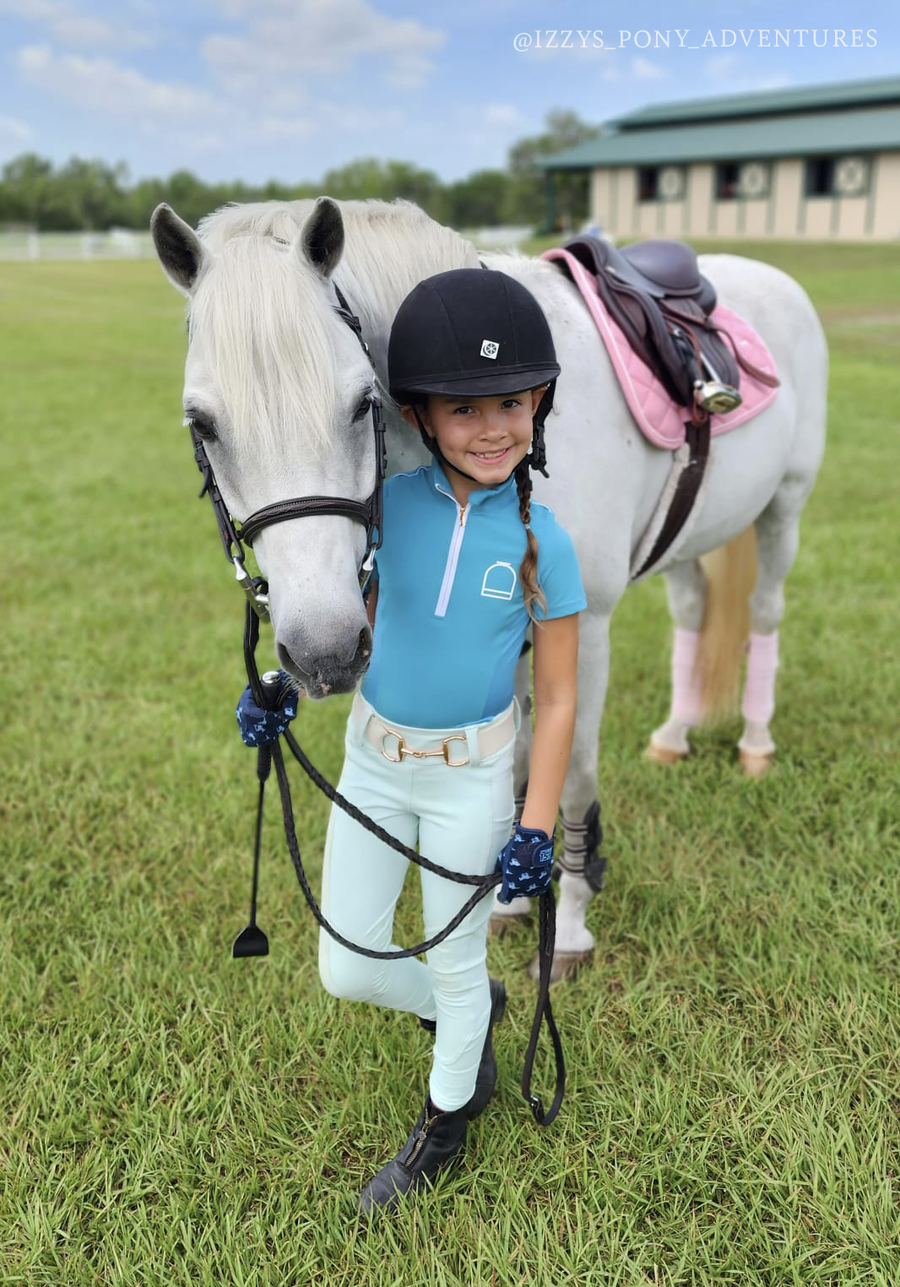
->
xmin=0 ymin=112 xmax=597 ymax=233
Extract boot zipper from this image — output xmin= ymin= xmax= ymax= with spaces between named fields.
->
xmin=405 ymin=1110 xmax=436 ymax=1166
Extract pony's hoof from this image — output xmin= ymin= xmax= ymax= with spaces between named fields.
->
xmin=489 ymin=912 xmax=530 ymax=937
xmin=527 ymin=949 xmax=592 ymax=984
xmin=646 ymin=737 xmax=688 ymax=765
xmin=739 ymin=748 xmax=774 ymax=778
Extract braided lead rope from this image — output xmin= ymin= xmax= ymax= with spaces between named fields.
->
xmin=521 ymin=888 xmax=566 ymax=1125
xmin=271 ymin=736 xmax=498 ymax=959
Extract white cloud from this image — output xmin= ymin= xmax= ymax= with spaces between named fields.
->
xmin=631 ymin=56 xmax=667 ymax=79
xmin=706 ymin=54 xmax=739 ymax=79
xmin=202 ymin=0 xmax=444 ymax=90
xmin=0 ymin=0 xmax=154 ymax=47
xmin=0 ymin=114 xmax=32 ymax=145
xmin=254 ymin=116 xmax=314 ymax=140
xmin=312 ymin=99 xmax=403 ymax=136
xmin=481 ymin=103 xmax=524 ymax=129
xmin=18 ymin=45 xmax=223 ymax=120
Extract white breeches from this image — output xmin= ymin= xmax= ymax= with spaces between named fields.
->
xmin=318 ymin=692 xmax=516 ymax=1111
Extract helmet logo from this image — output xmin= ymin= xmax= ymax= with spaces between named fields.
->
xmin=480 ymin=339 xmax=499 ymax=360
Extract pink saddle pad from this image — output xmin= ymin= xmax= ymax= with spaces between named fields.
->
xmin=541 ymin=246 xmax=779 ymax=449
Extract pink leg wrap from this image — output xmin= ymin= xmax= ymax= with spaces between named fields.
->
xmin=671 ymin=628 xmax=702 ymax=726
xmin=742 ymin=631 xmax=779 ymax=724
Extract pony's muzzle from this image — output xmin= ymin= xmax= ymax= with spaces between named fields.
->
xmin=276 ymin=624 xmax=372 ymax=698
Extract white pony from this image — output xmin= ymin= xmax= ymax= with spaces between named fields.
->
xmin=151 ymin=197 xmax=826 ymax=978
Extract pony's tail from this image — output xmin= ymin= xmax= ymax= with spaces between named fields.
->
xmin=696 ymin=526 xmax=757 ymax=723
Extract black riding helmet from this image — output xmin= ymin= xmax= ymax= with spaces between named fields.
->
xmin=388 ymin=268 xmax=560 ymax=477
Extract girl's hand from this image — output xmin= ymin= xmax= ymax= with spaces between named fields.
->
xmin=235 ymin=671 xmax=299 ymax=747
xmin=496 ymin=824 xmax=555 ymax=903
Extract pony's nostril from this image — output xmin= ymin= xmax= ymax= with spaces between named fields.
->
xmin=359 ymin=625 xmax=372 ymax=659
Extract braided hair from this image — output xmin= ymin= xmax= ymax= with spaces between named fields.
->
xmin=515 ymin=462 xmax=546 ymax=622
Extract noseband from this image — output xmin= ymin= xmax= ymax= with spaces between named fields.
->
xmin=190 ymin=283 xmax=387 ymax=621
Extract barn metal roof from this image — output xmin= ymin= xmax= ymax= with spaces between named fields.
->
xmin=540 ymin=77 xmax=900 ymax=169
xmin=617 ymin=75 xmax=900 ymax=127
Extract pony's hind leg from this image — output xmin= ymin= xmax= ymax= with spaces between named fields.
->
xmin=647 ymin=558 xmax=707 ymax=763
xmin=738 ymin=503 xmax=802 ymax=776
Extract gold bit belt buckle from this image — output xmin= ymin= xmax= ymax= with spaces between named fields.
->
xmin=380 ymin=730 xmax=469 ymax=767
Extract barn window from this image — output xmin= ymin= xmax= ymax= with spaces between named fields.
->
xmin=715 ymin=163 xmax=740 ymax=200
xmin=805 ymin=156 xmax=870 ymax=197
xmin=637 ymin=166 xmax=685 ymax=202
xmin=637 ymin=167 xmax=658 ymax=202
xmin=805 ymin=158 xmax=835 ymax=196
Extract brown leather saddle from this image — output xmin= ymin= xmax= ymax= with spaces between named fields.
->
xmin=560 ymin=235 xmax=741 ymax=413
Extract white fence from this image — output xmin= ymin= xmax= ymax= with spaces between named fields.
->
xmin=0 ymin=229 xmax=155 ymax=261
xmin=0 ymin=224 xmax=542 ymax=262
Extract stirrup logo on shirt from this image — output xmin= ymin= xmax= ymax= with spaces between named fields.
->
xmin=480 ymin=339 xmax=499 ymax=359
xmin=481 ymin=561 xmax=517 ymax=600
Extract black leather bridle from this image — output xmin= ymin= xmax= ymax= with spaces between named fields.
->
xmin=189 ymin=282 xmax=387 ymax=621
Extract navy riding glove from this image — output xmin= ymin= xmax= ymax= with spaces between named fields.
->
xmin=495 ymin=824 xmax=556 ymax=904
xmin=235 ymin=671 xmax=298 ymax=747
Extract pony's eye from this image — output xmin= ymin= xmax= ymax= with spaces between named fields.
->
xmin=185 ymin=411 xmax=218 ymax=442
xmin=352 ymin=395 xmax=372 ymax=422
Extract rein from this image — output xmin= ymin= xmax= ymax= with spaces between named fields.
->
xmin=189 ymin=280 xmax=564 ymax=1126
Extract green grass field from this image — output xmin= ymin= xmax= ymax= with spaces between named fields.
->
xmin=1 ymin=241 xmax=898 ymax=1286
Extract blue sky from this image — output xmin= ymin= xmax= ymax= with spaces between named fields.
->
xmin=0 ymin=0 xmax=896 ymax=185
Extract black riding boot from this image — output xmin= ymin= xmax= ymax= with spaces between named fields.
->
xmin=357 ymin=1098 xmax=468 ymax=1214
xmin=418 ymin=976 xmax=507 ymax=1118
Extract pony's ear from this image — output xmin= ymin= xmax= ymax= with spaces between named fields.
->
xmin=299 ymin=197 xmax=344 ymax=278
xmin=151 ymin=203 xmax=206 ymax=294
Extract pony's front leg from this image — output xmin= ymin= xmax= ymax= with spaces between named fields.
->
xmin=648 ymin=558 xmax=706 ymax=762
xmin=534 ymin=609 xmax=612 ymax=981
xmin=489 ymin=644 xmax=535 ymax=932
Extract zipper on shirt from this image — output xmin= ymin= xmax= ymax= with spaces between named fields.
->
xmin=434 ymin=488 xmax=468 ymax=618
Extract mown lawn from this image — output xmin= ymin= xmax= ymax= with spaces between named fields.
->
xmin=1 ymin=240 xmax=898 ymax=1286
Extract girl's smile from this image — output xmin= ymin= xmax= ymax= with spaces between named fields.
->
xmin=402 ymin=388 xmax=546 ymax=505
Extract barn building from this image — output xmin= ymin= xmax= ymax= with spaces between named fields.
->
xmin=541 ymin=76 xmax=900 ymax=241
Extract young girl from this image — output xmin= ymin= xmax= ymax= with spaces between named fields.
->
xmin=240 ymin=268 xmax=585 ymax=1214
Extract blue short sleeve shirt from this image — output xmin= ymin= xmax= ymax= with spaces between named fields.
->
xmin=361 ymin=462 xmax=586 ymax=727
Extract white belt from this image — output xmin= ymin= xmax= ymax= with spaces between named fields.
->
xmin=351 ymin=693 xmax=517 ymax=768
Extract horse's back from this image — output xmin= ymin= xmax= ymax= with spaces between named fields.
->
xmin=699 ymin=254 xmax=827 ymax=387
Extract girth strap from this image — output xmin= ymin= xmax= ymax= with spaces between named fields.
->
xmin=631 ymin=415 xmax=711 ymax=581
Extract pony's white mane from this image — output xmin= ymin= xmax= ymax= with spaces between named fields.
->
xmin=326 ymin=200 xmax=479 ymax=339
xmin=189 ymin=200 xmax=478 ymax=464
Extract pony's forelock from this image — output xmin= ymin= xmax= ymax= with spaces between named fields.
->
xmin=188 ymin=231 xmax=341 ymax=465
